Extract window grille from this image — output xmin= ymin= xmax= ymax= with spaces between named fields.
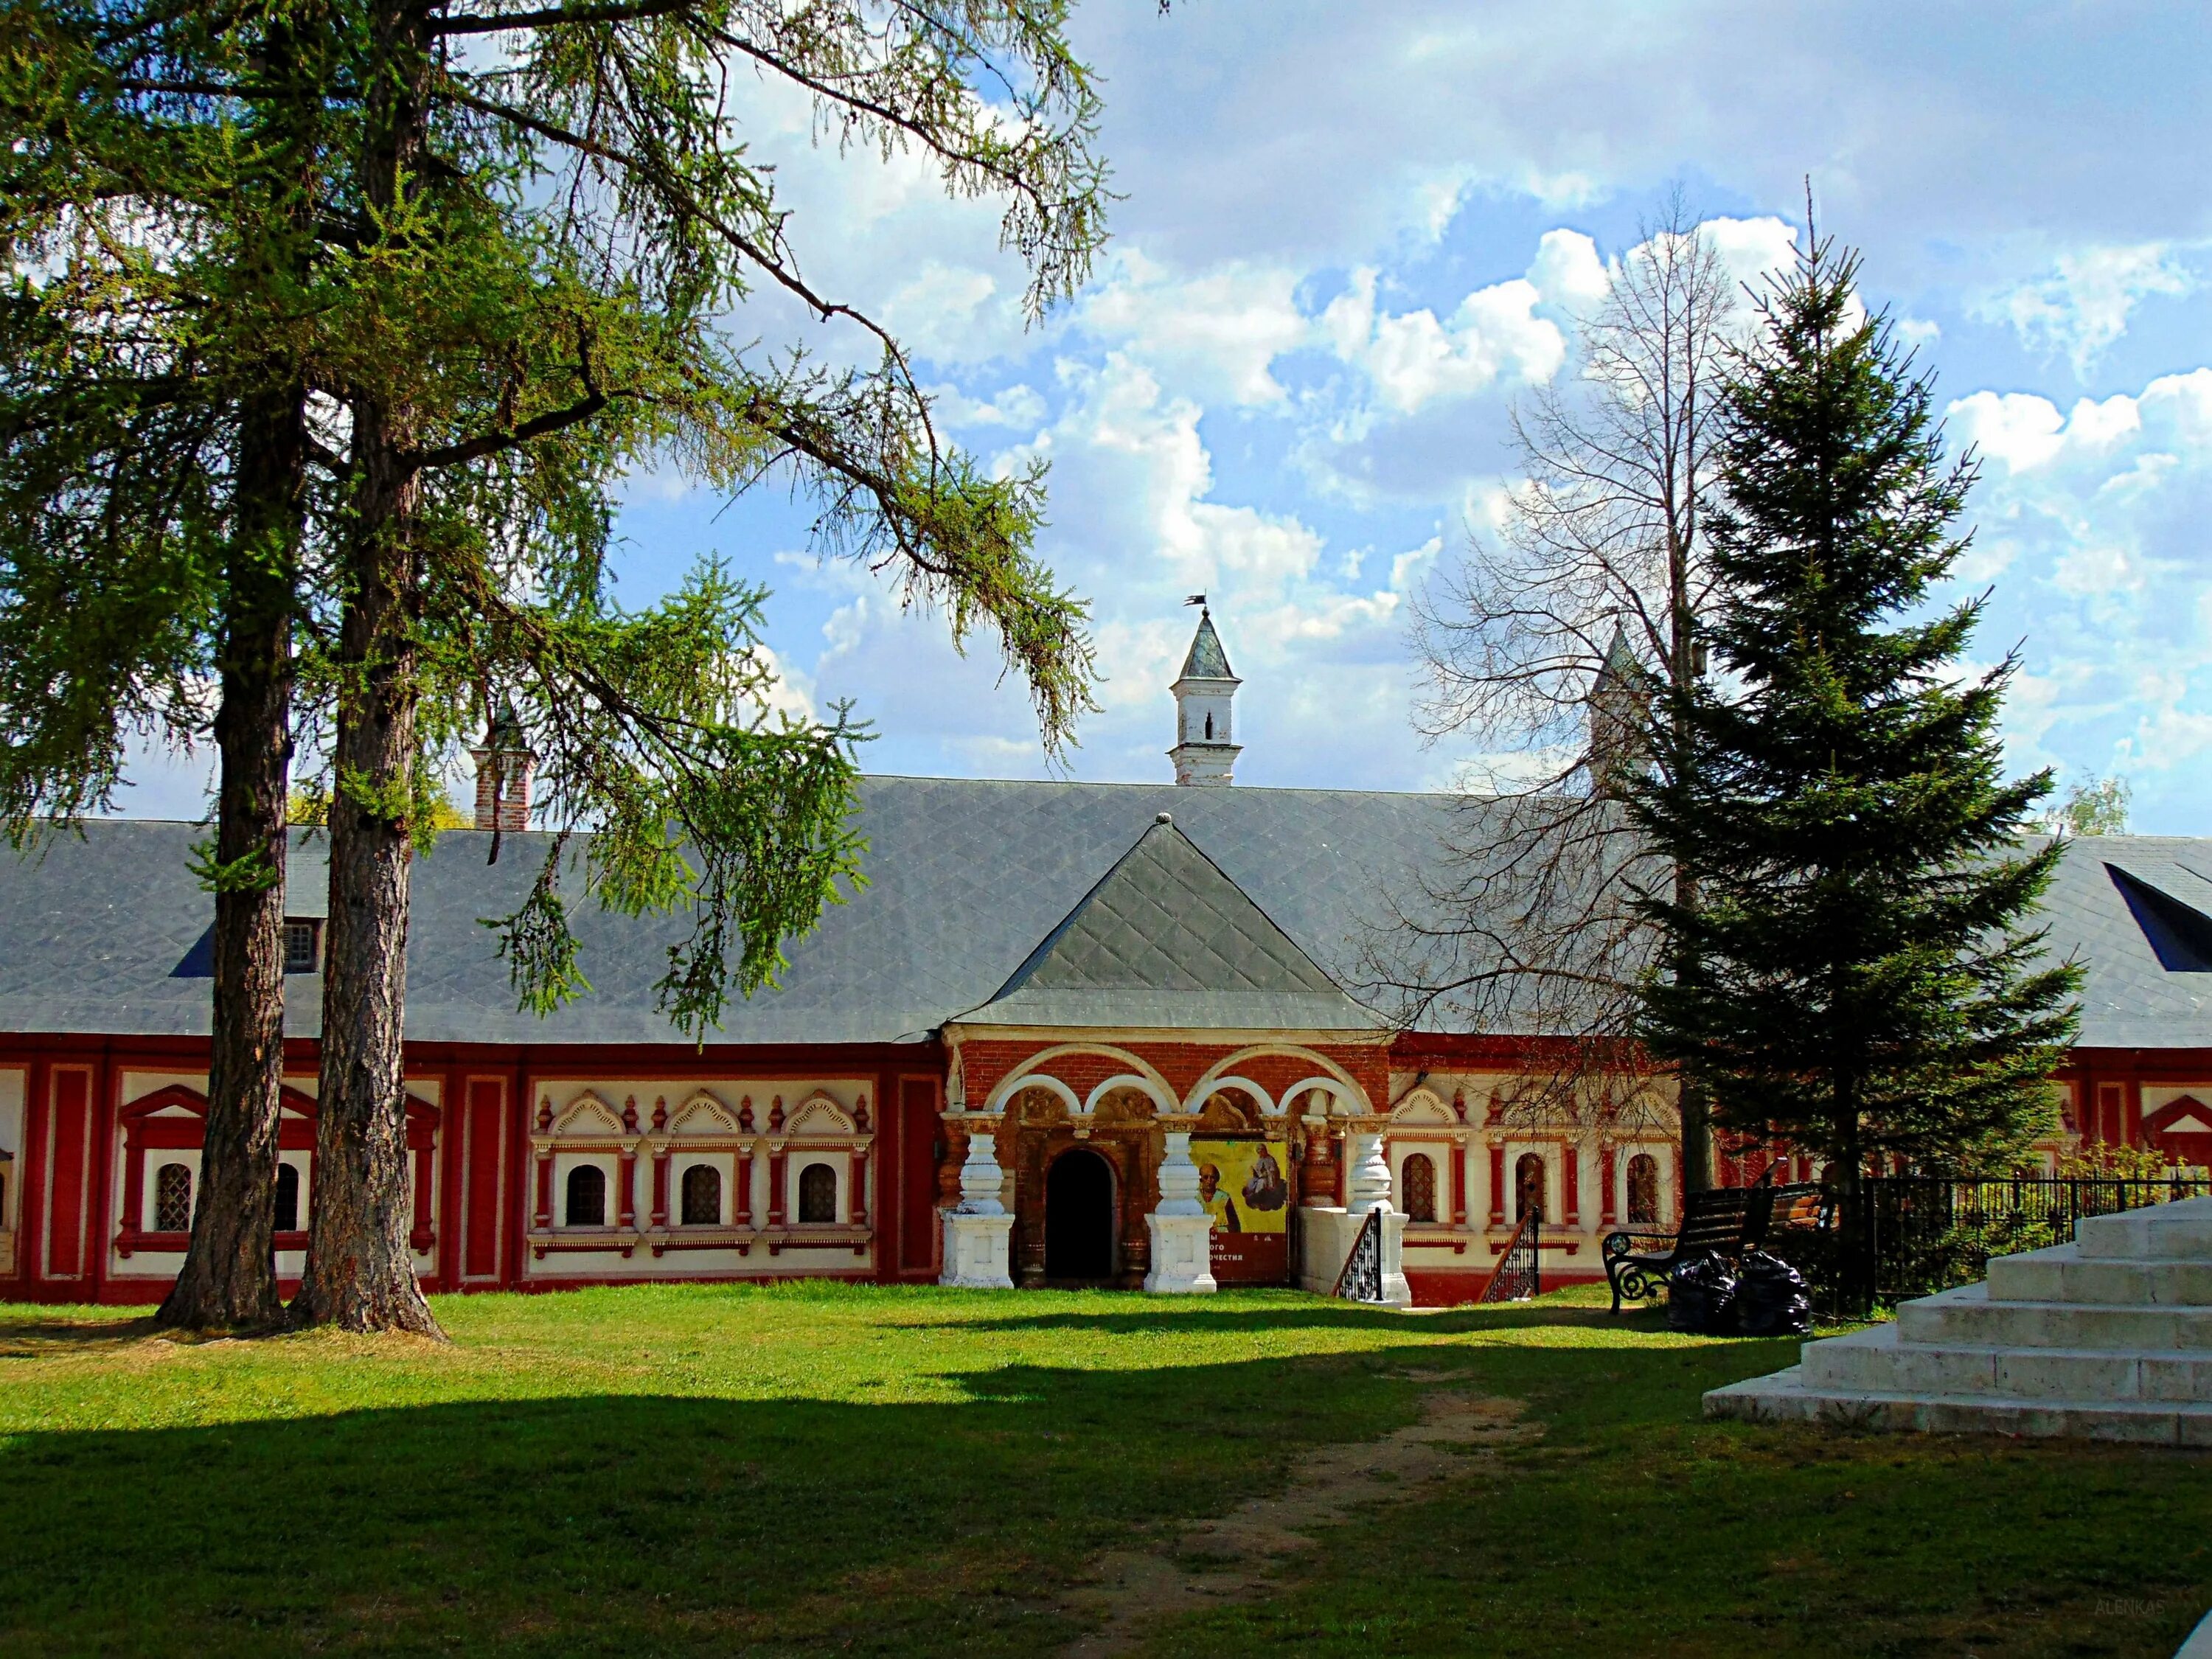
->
xmin=1514 ymin=1152 xmax=1545 ymax=1224
xmin=155 ymin=1163 xmax=193 ymax=1232
xmin=565 ymin=1164 xmax=607 ymax=1227
xmin=1627 ymin=1153 xmax=1660 ymax=1224
xmin=283 ymin=920 xmax=319 ymax=973
xmin=797 ymin=1162 xmax=837 ymax=1224
xmin=1400 ymin=1152 xmax=1437 ymax=1222
xmin=681 ymin=1164 xmax=720 ymax=1226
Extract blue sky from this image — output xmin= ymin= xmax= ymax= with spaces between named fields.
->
xmin=118 ymin=2 xmax=2212 ymax=827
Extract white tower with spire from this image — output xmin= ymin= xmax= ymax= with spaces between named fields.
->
xmin=1169 ymin=600 xmax=1241 ymax=786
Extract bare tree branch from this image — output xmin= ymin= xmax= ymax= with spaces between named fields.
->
xmin=1383 ymin=192 xmax=1740 ymax=1162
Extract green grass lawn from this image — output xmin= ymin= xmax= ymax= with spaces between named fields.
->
xmin=0 ymin=1283 xmax=2202 ymax=1657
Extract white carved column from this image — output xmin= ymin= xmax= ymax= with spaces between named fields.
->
xmin=1144 ymin=1123 xmax=1217 ymax=1294
xmin=1346 ymin=1126 xmax=1412 ymax=1307
xmin=1347 ymin=1130 xmax=1393 ymax=1214
xmin=939 ymin=1112 xmax=1015 ymax=1288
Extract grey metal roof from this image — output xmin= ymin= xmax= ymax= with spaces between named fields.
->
xmin=1178 ymin=610 xmax=1236 ymax=681
xmin=0 ymin=787 xmax=2207 ymax=1051
xmin=2031 ymin=835 xmax=2212 ymax=1048
xmin=959 ymin=814 xmax=1379 ymax=1031
xmin=0 ymin=779 xmax=1452 ymax=1046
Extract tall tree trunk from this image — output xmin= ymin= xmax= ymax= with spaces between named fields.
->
xmin=1834 ymin=1077 xmax=1867 ymax=1314
xmin=292 ymin=402 xmax=440 ymax=1335
xmin=1673 ymin=955 xmax=1714 ymax=1193
xmin=159 ymin=386 xmax=302 ymax=1330
xmin=292 ymin=0 xmax=441 ymax=1335
xmin=1663 ymin=473 xmax=1708 ymax=1186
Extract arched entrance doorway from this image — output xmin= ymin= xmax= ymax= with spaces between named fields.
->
xmin=1045 ymin=1148 xmax=1116 ymax=1281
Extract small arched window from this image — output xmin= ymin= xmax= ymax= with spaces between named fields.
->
xmin=155 ymin=1162 xmax=193 ymax=1232
xmin=1514 ymin=1152 xmax=1545 ymax=1225
xmin=797 ymin=1162 xmax=837 ymax=1224
xmin=1204 ymin=712 xmax=1214 ymax=740
xmin=274 ymin=1163 xmax=301 ymax=1233
xmin=1400 ymin=1152 xmax=1437 ymax=1222
xmin=1627 ymin=1153 xmax=1660 ymax=1224
xmin=681 ymin=1164 xmax=721 ymax=1226
xmin=565 ymin=1164 xmax=607 ymax=1227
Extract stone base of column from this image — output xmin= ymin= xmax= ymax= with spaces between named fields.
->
xmin=1142 ymin=1212 xmax=1217 ymax=1294
xmin=941 ymin=1211 xmax=1015 ymax=1288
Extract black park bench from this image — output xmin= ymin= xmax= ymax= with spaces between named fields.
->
xmin=1601 ymin=1180 xmax=1826 ymax=1313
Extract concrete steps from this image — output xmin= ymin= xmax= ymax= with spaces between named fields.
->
xmin=1988 ymin=1242 xmax=2212 ymax=1306
xmin=1896 ymin=1281 xmax=2212 ymax=1350
xmin=1705 ymin=1364 xmax=2212 ymax=1445
xmin=2079 ymin=1203 xmax=2212 ymax=1261
xmin=1705 ymin=1194 xmax=2212 ymax=1443
xmin=1798 ymin=1320 xmax=2212 ymax=1401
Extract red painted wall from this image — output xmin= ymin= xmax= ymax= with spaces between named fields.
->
xmin=4 ymin=1032 xmax=2203 ymax=1304
xmin=464 ymin=1079 xmax=503 ymax=1281
xmin=898 ymin=1075 xmax=940 ymax=1281
xmin=45 ymin=1068 xmax=90 ymax=1282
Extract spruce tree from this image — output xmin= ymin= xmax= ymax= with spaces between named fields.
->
xmin=1629 ymin=231 xmax=2081 ymax=1234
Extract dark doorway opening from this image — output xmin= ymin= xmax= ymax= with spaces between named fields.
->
xmin=1046 ymin=1148 xmax=1116 ymax=1281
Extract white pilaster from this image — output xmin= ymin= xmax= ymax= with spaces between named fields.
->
xmin=939 ymin=1114 xmax=1015 ymax=1289
xmin=1144 ymin=1128 xmax=1217 ymax=1294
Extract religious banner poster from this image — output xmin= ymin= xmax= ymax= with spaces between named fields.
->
xmin=1192 ymin=1138 xmax=1292 ymax=1284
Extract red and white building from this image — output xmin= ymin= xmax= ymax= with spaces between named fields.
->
xmin=1 ymin=609 xmax=2207 ymax=1304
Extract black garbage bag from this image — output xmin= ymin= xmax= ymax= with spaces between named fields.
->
xmin=1667 ymin=1253 xmax=1739 ymax=1335
xmin=1735 ymin=1249 xmax=1813 ymax=1337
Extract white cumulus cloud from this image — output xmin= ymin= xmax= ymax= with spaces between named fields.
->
xmin=1322 ymin=265 xmax=1567 ymax=417
xmin=1950 ymin=367 xmax=2212 ymax=818
xmin=1074 ymin=250 xmax=1312 ymax=407
xmin=1980 ymin=243 xmax=2199 ymax=373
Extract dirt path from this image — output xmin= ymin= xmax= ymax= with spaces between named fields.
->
xmin=1055 ymin=1377 xmax=1534 ymax=1656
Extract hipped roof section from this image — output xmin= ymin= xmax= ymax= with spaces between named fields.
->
xmin=956 ymin=815 xmax=1381 ymax=1032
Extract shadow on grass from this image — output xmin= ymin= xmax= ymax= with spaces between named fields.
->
xmin=0 ymin=1316 xmax=169 ymax=1357
xmin=1 ymin=1319 xmax=2199 ymax=1659
xmin=914 ymin=1301 xmax=1684 ymax=1338
xmin=0 ymin=1332 xmax=1788 ymax=1658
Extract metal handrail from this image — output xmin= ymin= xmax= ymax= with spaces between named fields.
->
xmin=1476 ymin=1206 xmax=1542 ymax=1304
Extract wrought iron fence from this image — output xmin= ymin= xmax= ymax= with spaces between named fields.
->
xmin=1778 ymin=1174 xmax=2211 ymax=1317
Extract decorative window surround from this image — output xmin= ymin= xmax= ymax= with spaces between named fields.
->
xmin=526 ymin=1083 xmax=876 ymax=1262
xmin=114 ymin=1081 xmax=436 ymax=1260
